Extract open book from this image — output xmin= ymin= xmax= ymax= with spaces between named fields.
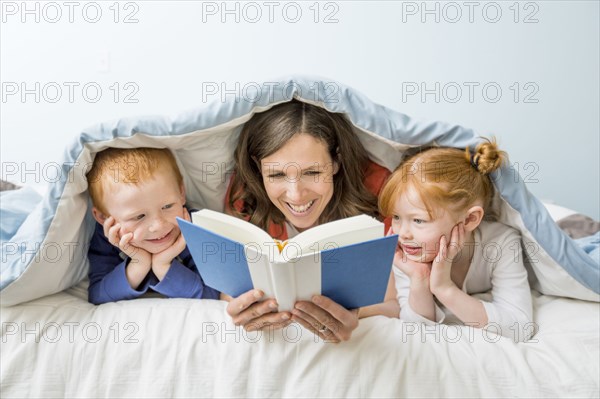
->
xmin=177 ymin=210 xmax=397 ymax=311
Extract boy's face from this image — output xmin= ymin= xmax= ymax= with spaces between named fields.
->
xmin=99 ymin=168 xmax=186 ymax=254
xmin=391 ymin=186 xmax=460 ymax=263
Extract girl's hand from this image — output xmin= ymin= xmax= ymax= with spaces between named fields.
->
xmin=292 ymin=296 xmax=359 ymax=343
xmin=225 ymin=290 xmax=292 ymax=331
xmin=387 ymin=227 xmax=431 ymax=282
xmin=430 ymin=223 xmax=465 ymax=295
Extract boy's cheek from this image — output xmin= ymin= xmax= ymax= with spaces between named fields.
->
xmin=117 ymin=224 xmax=134 ymax=240
xmin=172 ymin=206 xmax=186 ymax=218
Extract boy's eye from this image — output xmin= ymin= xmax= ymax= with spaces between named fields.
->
xmin=134 ymin=214 xmax=145 ymax=221
xmin=163 ymin=203 xmax=174 ymax=210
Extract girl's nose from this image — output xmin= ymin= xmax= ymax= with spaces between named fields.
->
xmin=399 ymin=223 xmax=412 ymax=240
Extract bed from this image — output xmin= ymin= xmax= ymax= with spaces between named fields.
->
xmin=1 ymin=77 xmax=599 ymax=398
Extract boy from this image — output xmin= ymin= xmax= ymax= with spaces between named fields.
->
xmin=86 ymin=147 xmax=219 ymax=304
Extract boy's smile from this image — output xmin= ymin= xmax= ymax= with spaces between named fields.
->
xmin=99 ymin=169 xmax=186 ymax=254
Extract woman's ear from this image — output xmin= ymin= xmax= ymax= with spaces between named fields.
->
xmin=92 ymin=207 xmax=108 ymax=225
xmin=332 ymin=150 xmax=341 ymax=175
xmin=463 ymin=205 xmax=484 ymax=232
xmin=332 ymin=159 xmax=340 ymax=175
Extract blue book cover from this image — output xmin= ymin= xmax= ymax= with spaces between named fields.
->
xmin=178 ymin=210 xmax=397 ymax=311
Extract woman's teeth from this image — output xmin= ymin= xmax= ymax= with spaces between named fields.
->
xmin=288 ymin=200 xmax=315 ymax=213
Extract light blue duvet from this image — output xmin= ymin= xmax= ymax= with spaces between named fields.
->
xmin=1 ymin=76 xmax=598 ymax=305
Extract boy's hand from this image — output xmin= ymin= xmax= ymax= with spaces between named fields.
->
xmin=103 ymin=216 xmax=151 ymax=267
xmin=103 ymin=215 xmax=151 ymax=289
xmin=152 ymin=207 xmax=190 ymax=280
xmin=430 ymin=223 xmax=465 ymax=295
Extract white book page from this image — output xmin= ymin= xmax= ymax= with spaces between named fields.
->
xmin=191 ymin=209 xmax=275 ymax=253
xmin=287 ymin=215 xmax=383 ymax=254
xmin=270 ymin=250 xmax=322 ymax=312
xmin=245 ymin=245 xmax=276 ymax=302
xmin=269 ymin=262 xmax=297 ymax=312
xmin=292 ymin=252 xmax=321 ymax=304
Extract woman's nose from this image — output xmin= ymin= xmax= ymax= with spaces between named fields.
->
xmin=286 ymin=180 xmax=306 ymax=201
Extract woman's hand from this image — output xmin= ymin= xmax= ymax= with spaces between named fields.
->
xmin=292 ymin=295 xmax=359 ymax=343
xmin=225 ymin=290 xmax=292 ymax=331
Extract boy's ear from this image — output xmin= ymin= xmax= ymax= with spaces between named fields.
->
xmin=179 ymin=183 xmax=186 ymax=203
xmin=463 ymin=205 xmax=484 ymax=232
xmin=91 ymin=207 xmax=108 ymax=225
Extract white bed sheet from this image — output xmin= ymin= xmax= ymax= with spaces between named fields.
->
xmin=1 ymin=280 xmax=599 ymax=398
xmin=1 ymin=202 xmax=599 ymax=398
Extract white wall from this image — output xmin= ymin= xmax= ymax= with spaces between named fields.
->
xmin=1 ymin=1 xmax=598 ymax=219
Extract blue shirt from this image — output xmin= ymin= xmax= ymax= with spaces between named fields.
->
xmin=87 ymin=220 xmax=220 ymax=305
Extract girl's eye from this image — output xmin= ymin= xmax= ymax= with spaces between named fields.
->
xmin=392 ymin=215 xmax=400 ymax=221
xmin=413 ymin=219 xmax=425 ymax=224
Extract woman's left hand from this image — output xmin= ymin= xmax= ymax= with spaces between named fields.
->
xmin=292 ymin=295 xmax=359 ymax=343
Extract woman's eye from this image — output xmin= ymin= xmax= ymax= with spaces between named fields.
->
xmin=268 ymin=172 xmax=285 ymax=179
xmin=305 ymin=170 xmax=321 ymax=176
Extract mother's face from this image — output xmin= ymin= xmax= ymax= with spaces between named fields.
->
xmin=260 ymin=133 xmax=339 ymax=232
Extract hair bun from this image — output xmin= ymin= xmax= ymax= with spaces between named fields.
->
xmin=470 ymin=138 xmax=507 ymax=174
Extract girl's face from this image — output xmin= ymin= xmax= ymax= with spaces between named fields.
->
xmin=391 ymin=186 xmax=461 ymax=263
xmin=261 ymin=133 xmax=339 ymax=232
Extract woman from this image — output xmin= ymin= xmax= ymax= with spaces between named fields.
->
xmin=225 ymin=100 xmax=398 ymax=342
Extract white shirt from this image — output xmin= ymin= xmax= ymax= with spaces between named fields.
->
xmin=394 ymin=221 xmax=534 ymax=341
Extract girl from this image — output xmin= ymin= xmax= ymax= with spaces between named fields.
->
xmin=379 ymin=139 xmax=533 ymax=341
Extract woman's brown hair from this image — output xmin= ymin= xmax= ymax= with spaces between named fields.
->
xmin=229 ymin=100 xmax=379 ymax=232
